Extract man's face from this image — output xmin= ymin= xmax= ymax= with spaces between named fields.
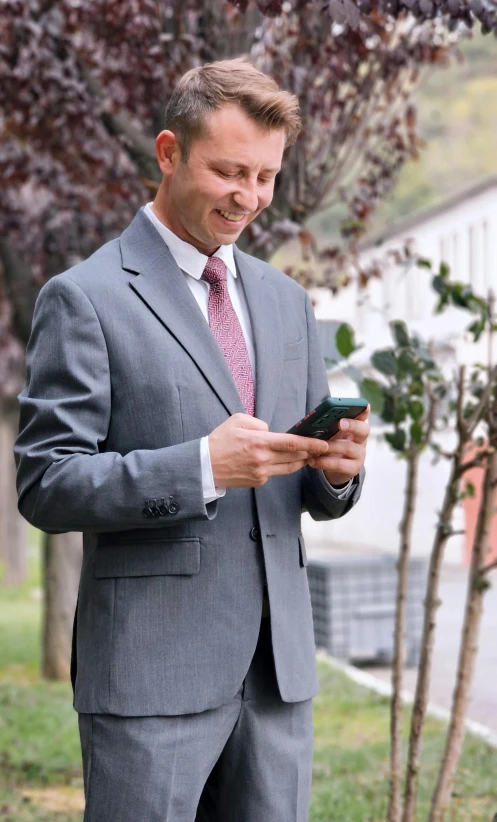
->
xmin=154 ymin=104 xmax=286 ymax=255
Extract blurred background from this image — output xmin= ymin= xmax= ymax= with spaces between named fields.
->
xmin=1 ymin=2 xmax=497 ymax=820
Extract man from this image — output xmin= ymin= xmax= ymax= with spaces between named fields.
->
xmin=15 ymin=57 xmax=368 ymax=821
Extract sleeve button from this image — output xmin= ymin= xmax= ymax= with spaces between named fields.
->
xmin=142 ymin=500 xmax=154 ymax=518
xmin=149 ymin=499 xmax=161 ymax=517
xmin=158 ymin=498 xmax=170 ymax=516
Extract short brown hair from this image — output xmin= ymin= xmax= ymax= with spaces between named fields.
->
xmin=164 ymin=57 xmax=302 ymax=162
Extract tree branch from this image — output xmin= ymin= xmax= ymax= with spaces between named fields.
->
xmin=481 ymin=557 xmax=497 ymax=576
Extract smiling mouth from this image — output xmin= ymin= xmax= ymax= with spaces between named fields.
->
xmin=215 ymin=209 xmax=247 ymax=223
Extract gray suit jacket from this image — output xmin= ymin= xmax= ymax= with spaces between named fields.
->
xmin=14 ymin=207 xmax=364 ymax=716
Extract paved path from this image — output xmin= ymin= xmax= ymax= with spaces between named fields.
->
xmin=367 ymin=565 xmax=497 ymax=732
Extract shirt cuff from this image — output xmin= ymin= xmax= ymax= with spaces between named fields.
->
xmin=200 ymin=436 xmax=226 ymax=504
xmin=317 ymin=470 xmax=354 ymax=499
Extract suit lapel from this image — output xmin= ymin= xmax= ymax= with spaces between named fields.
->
xmin=121 ymin=209 xmax=284 ymax=426
xmin=123 ymin=210 xmax=245 ymax=417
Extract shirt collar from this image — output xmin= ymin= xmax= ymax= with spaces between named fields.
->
xmin=143 ymin=202 xmax=237 ymax=280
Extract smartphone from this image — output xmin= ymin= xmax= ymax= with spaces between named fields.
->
xmin=286 ymin=396 xmax=369 ymax=440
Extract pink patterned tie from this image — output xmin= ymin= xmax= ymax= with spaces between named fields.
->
xmin=202 ymin=256 xmax=255 ymax=416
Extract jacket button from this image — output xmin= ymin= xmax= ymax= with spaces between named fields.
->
xmin=168 ymin=500 xmax=179 ymax=515
xmin=142 ymin=500 xmax=153 ymax=518
xmin=149 ymin=499 xmax=161 ymax=517
xmin=158 ymin=498 xmax=170 ymax=516
xmin=250 ymin=526 xmax=261 ymax=541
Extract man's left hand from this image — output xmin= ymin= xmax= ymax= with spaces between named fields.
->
xmin=308 ymin=406 xmax=370 ymax=486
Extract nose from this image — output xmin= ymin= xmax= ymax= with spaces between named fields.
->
xmin=232 ymin=179 xmax=259 ymax=215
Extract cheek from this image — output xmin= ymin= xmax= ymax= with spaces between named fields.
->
xmin=258 ymin=188 xmax=274 ymax=210
xmin=197 ymin=175 xmax=231 ymax=205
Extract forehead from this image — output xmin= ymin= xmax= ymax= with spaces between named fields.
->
xmin=194 ymin=104 xmax=286 ymax=168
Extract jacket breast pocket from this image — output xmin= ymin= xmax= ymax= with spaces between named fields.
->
xmin=93 ymin=538 xmax=201 ymax=578
xmin=283 ymin=337 xmax=305 ymax=361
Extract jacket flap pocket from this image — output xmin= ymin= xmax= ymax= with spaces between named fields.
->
xmin=94 ymin=538 xmax=201 ymax=578
xmin=298 ymin=534 xmax=308 ymax=567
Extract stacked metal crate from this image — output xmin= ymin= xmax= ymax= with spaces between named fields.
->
xmin=307 ymin=552 xmax=427 ymax=666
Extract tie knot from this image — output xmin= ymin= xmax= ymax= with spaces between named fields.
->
xmin=202 ymin=256 xmax=227 ymax=287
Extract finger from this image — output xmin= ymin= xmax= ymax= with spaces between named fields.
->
xmin=270 ymin=459 xmax=310 ymax=476
xmin=324 ymin=439 xmax=363 ymax=460
xmin=271 ymin=450 xmax=313 ymax=465
xmin=267 ymin=433 xmax=329 ymax=456
xmin=351 ymin=407 xmax=370 ymax=425
xmin=231 ymin=413 xmax=269 ymax=431
xmin=309 ymin=455 xmax=360 ymax=476
xmin=335 ymin=417 xmax=370 ymax=443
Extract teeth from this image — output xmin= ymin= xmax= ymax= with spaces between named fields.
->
xmin=218 ymin=210 xmax=243 ymax=222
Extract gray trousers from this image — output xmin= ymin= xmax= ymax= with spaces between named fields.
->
xmin=78 ymin=616 xmax=314 ymax=822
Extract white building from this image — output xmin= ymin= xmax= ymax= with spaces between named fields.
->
xmin=302 ymin=176 xmax=497 ymax=565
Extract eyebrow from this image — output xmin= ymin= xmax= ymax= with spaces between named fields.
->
xmin=216 ymin=158 xmax=281 ymax=174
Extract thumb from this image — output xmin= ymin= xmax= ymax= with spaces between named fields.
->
xmin=229 ymin=413 xmax=269 ymax=432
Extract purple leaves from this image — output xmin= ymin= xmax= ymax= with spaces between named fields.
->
xmin=327 ymin=0 xmax=361 ymax=27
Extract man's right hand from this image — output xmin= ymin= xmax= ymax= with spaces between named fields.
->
xmin=208 ymin=413 xmax=329 ymax=489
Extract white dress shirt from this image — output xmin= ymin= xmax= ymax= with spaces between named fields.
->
xmin=143 ymin=203 xmax=352 ymax=502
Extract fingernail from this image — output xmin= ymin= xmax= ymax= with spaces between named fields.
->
xmin=340 ymin=419 xmax=349 ymax=430
xmin=309 ymin=458 xmax=316 ymax=467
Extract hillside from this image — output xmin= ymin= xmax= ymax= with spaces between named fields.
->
xmin=300 ymin=29 xmax=497 ymax=248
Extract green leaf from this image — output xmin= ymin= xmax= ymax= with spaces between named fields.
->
xmin=432 ymin=275 xmax=447 ymax=296
xmin=385 ymin=429 xmax=406 ymax=452
xmin=429 ymin=442 xmax=442 ymax=465
xmin=372 ymin=349 xmax=398 ymax=377
xmin=398 ymin=350 xmax=420 ymax=379
xmin=439 ymin=261 xmax=450 ymax=278
xmin=360 ymin=378 xmax=385 ymax=415
xmin=382 ymin=394 xmax=395 ymax=423
xmin=390 ymin=320 xmax=410 ymax=348
xmin=465 ymin=481 xmax=475 ymax=498
xmin=474 ymin=574 xmax=491 ymax=594
xmin=433 ymin=383 xmax=448 ymax=399
xmin=468 ymin=319 xmax=485 ymax=342
xmin=393 ymin=396 xmax=409 ymax=424
xmin=463 ymin=402 xmax=477 ymax=419
xmin=450 ymin=282 xmax=473 ymax=308
xmin=413 ymin=344 xmax=436 ymax=367
xmin=417 ymin=257 xmax=432 ymax=269
xmin=335 ymin=323 xmax=356 ymax=358
xmin=409 ymin=399 xmax=424 ymax=420
xmin=410 ymin=421 xmax=423 ymax=443
xmin=409 ymin=381 xmax=424 ymax=396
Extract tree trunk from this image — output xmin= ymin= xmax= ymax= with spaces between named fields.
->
xmin=401 ymin=458 xmax=461 ymax=822
xmin=387 ymin=451 xmax=419 ymax=822
xmin=0 ymin=401 xmax=28 ymax=586
xmin=42 ymin=530 xmax=83 ymax=680
xmin=429 ymin=450 xmax=497 ymax=822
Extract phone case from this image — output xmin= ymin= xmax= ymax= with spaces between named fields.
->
xmin=286 ymin=397 xmax=368 ymax=440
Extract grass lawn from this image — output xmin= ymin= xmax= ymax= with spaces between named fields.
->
xmin=1 ymin=541 xmax=497 ymax=821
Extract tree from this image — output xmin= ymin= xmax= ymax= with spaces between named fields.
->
xmin=0 ymin=0 xmax=493 ymax=679
xmin=428 ymin=289 xmax=497 ymax=822
xmin=0 ymin=0 xmax=480 ymax=339
xmin=334 ymin=258 xmax=497 ymax=821
xmin=0 ymin=267 xmax=28 ymax=585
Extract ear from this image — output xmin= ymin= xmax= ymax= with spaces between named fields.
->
xmin=156 ymin=130 xmax=181 ymax=177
